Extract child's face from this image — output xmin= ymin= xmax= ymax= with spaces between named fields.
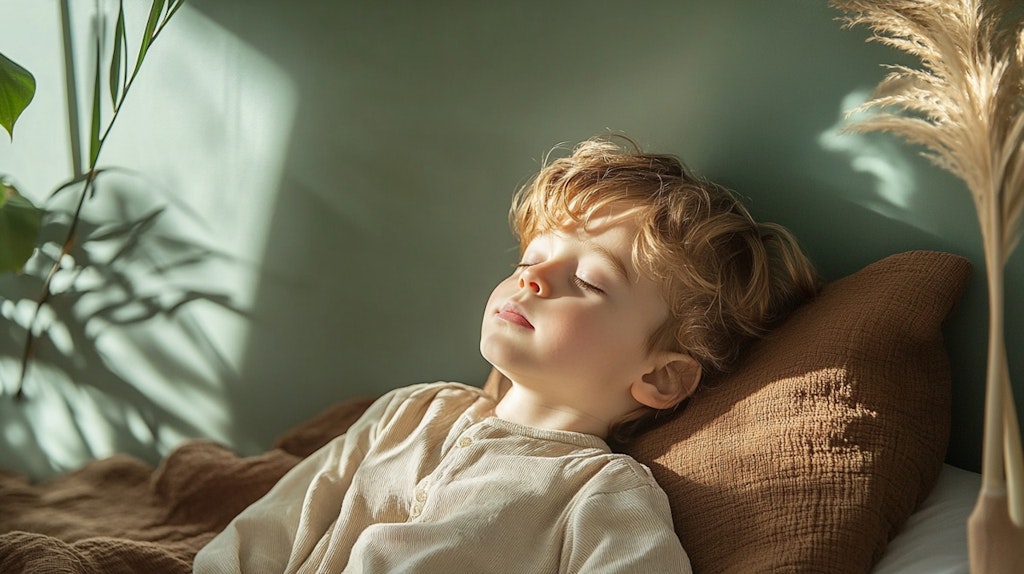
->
xmin=480 ymin=209 xmax=670 ymax=419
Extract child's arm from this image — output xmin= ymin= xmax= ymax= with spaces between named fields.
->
xmin=562 ymin=482 xmax=692 ymax=574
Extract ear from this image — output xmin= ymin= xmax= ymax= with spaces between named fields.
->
xmin=630 ymin=352 xmax=702 ymax=410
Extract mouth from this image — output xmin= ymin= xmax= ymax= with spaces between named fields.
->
xmin=496 ymin=303 xmax=533 ymax=329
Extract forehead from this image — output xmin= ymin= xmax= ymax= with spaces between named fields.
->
xmin=531 ymin=203 xmax=644 ymax=240
xmin=527 ymin=206 xmax=641 ymax=249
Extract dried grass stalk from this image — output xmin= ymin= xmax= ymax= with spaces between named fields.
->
xmin=829 ymin=1 xmax=1024 ymax=571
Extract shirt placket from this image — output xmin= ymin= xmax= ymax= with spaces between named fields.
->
xmin=408 ymin=427 xmax=480 ymax=521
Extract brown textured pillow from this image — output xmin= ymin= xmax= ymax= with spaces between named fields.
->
xmin=625 ymin=250 xmax=971 ymax=573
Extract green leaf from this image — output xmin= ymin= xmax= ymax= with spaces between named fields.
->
xmin=110 ymin=1 xmax=126 ymax=111
xmin=132 ymin=0 xmax=167 ymax=81
xmin=89 ymin=34 xmax=103 ymax=167
xmin=0 ymin=180 xmax=42 ymax=273
xmin=0 ymin=51 xmax=36 ymax=140
xmin=167 ymin=0 xmax=186 ymax=21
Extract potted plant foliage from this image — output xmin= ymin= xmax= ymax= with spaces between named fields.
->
xmin=0 ymin=0 xmax=185 ymax=396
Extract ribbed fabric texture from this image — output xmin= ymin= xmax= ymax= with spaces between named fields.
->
xmin=194 ymin=382 xmax=692 ymax=573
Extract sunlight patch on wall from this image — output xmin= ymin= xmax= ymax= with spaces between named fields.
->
xmin=818 ymin=90 xmax=923 ymax=224
xmin=0 ymin=1 xmax=297 ymax=480
xmin=90 ymin=2 xmax=299 ymax=375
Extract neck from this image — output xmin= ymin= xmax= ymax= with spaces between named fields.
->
xmin=493 ymin=385 xmax=611 ymax=438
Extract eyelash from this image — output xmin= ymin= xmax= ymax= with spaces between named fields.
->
xmin=514 ymin=263 xmax=605 ymax=294
xmin=572 ymin=275 xmax=604 ymax=294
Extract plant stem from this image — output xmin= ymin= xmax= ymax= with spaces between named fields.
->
xmin=15 ymin=0 xmax=181 ymax=397
xmin=981 ymin=184 xmax=1007 ymax=493
xmin=60 ymin=0 xmax=83 ymax=178
xmin=1004 ymin=362 xmax=1024 ymax=525
xmin=15 ymin=168 xmax=98 ymax=399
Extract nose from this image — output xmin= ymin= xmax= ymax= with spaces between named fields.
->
xmin=518 ymin=266 xmax=549 ymax=296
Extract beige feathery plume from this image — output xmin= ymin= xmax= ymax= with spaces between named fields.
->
xmin=829 ymin=1 xmax=1024 ymax=572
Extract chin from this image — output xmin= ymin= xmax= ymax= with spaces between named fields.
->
xmin=478 ymin=342 xmax=524 ymax=386
xmin=479 ymin=324 xmax=513 ymax=363
xmin=479 ymin=338 xmax=510 ymax=374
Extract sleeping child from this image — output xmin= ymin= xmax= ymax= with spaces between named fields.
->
xmin=193 ymin=134 xmax=818 ymax=573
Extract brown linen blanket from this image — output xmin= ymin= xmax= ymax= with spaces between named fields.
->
xmin=0 ymin=396 xmax=376 ymax=574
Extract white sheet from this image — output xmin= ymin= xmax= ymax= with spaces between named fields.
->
xmin=871 ymin=464 xmax=981 ymax=574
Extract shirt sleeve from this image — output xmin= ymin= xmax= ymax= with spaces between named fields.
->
xmin=192 ymin=386 xmax=412 ymax=574
xmin=561 ymin=482 xmax=692 ymax=574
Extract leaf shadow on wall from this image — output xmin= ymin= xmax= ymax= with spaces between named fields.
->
xmin=0 ymin=174 xmax=253 ymax=480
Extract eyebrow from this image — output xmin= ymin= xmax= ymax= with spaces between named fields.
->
xmin=591 ymin=243 xmax=633 ymax=284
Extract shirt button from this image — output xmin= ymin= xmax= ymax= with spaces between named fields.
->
xmin=457 ymin=436 xmax=473 ymax=448
xmin=415 ymin=490 xmax=427 ymax=502
xmin=411 ymin=504 xmax=422 ymax=517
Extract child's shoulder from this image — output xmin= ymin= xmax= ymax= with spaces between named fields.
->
xmin=582 ymin=452 xmax=663 ymax=495
xmin=370 ymin=381 xmax=493 ymax=426
xmin=384 ymin=381 xmax=492 ymax=404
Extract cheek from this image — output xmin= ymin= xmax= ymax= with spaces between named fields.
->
xmin=556 ymin=307 xmax=654 ymax=361
xmin=545 ymin=308 xmax=619 ymax=354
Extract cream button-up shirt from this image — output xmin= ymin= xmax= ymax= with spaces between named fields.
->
xmin=194 ymin=382 xmax=691 ymax=573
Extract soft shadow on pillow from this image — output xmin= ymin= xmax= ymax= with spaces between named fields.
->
xmin=624 ymin=250 xmax=971 ymax=574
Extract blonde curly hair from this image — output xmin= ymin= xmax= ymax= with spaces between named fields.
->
xmin=511 ymin=135 xmax=819 ymax=389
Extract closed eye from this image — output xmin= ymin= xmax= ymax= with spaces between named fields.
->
xmin=573 ymin=275 xmax=605 ymax=294
xmin=516 ymin=261 xmax=605 ymax=294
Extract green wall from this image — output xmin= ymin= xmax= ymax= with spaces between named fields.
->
xmin=0 ymin=0 xmax=1018 ymax=477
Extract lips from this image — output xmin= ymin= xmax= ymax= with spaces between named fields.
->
xmin=496 ymin=303 xmax=533 ymax=329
